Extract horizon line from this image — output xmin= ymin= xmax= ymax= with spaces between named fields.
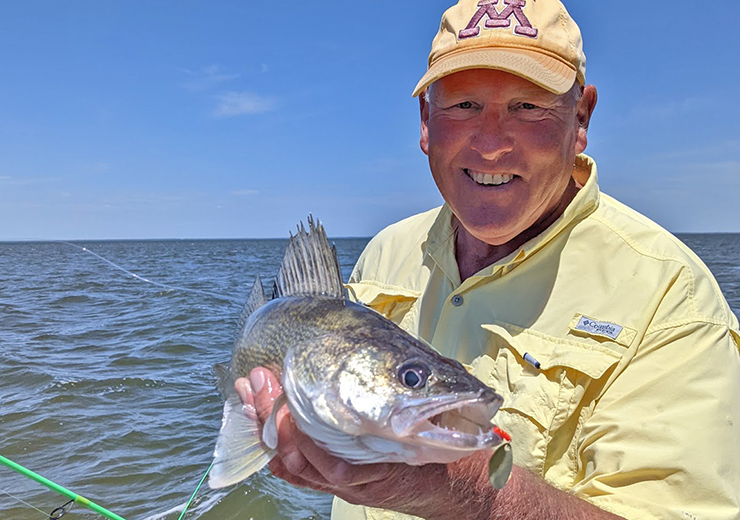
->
xmin=1 ymin=231 xmax=739 ymax=244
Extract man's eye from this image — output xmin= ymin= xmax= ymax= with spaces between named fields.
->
xmin=456 ymin=101 xmax=474 ymax=109
xmin=520 ymin=102 xmax=539 ymax=110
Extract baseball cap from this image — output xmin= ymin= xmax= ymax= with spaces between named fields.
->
xmin=413 ymin=0 xmax=586 ymax=97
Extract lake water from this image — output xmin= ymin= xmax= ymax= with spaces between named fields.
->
xmin=1 ymin=234 xmax=739 ymax=520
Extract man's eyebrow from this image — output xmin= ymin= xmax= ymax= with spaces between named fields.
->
xmin=512 ymin=87 xmax=562 ymax=100
xmin=511 ymin=90 xmax=573 ymax=106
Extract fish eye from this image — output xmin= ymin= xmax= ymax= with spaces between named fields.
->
xmin=398 ymin=362 xmax=430 ymax=389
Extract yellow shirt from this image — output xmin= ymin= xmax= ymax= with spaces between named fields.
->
xmin=333 ymin=155 xmax=740 ymax=520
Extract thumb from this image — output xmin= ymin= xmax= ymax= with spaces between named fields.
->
xmin=249 ymin=367 xmax=284 ymax=425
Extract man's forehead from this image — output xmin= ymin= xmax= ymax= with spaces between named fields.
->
xmin=429 ymin=69 xmax=564 ymax=99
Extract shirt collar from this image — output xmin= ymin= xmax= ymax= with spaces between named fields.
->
xmin=424 ymin=154 xmax=600 ymax=285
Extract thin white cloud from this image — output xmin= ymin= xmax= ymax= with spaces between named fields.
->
xmin=653 ymin=140 xmax=740 ymax=161
xmin=675 ymin=160 xmax=740 ymax=183
xmin=80 ymin=162 xmax=111 ymax=174
xmin=213 ymin=91 xmax=277 ymax=118
xmin=0 ymin=175 xmax=57 ymax=186
xmin=628 ymin=96 xmax=709 ymax=121
xmin=180 ymin=64 xmax=239 ymax=92
xmin=232 ymin=189 xmax=259 ymax=196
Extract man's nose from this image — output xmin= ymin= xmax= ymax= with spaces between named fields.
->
xmin=470 ymin=111 xmax=514 ymax=160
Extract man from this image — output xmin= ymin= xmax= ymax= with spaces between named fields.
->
xmin=237 ymin=0 xmax=740 ymax=518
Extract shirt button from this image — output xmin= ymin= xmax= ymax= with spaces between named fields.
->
xmin=451 ymin=295 xmax=464 ymax=307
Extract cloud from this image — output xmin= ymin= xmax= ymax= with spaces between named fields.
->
xmin=627 ymin=96 xmax=709 ymax=121
xmin=653 ymin=140 xmax=740 ymax=161
xmin=180 ymin=64 xmax=239 ymax=92
xmin=80 ymin=162 xmax=111 ymax=174
xmin=213 ymin=91 xmax=277 ymax=118
xmin=232 ymin=189 xmax=259 ymax=196
xmin=0 ymin=175 xmax=57 ymax=186
xmin=675 ymin=160 xmax=740 ymax=183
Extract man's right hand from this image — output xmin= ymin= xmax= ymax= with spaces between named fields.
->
xmin=234 ymin=368 xmax=504 ymax=519
xmin=234 ymin=367 xmax=625 ymax=520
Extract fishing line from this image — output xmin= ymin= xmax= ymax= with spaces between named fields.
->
xmin=59 ymin=241 xmax=242 ymax=306
xmin=0 ymin=454 xmax=127 ymax=520
xmin=0 ymin=486 xmax=50 ymax=518
xmin=8 ymin=242 xmax=243 ymax=516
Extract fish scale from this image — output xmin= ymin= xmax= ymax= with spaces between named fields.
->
xmin=209 ymin=217 xmax=510 ymax=490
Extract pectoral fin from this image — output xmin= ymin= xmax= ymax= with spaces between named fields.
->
xmin=262 ymin=392 xmax=288 ymax=450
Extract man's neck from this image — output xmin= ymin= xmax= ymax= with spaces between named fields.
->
xmin=454 ymin=180 xmax=578 ymax=282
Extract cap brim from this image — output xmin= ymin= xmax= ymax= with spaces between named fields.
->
xmin=412 ymin=47 xmax=577 ymax=97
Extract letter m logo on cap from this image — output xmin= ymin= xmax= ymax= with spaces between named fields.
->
xmin=459 ymin=0 xmax=538 ymax=39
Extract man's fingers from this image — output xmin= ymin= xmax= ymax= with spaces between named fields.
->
xmin=270 ymin=457 xmax=338 ymax=495
xmin=234 ymin=377 xmax=254 ymax=408
xmin=250 ymin=367 xmax=284 ymax=424
xmin=289 ymin=420 xmax=396 ymax=486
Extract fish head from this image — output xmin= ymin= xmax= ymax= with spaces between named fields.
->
xmin=383 ymin=341 xmax=506 ymax=462
xmin=285 ymin=319 xmax=506 ymax=465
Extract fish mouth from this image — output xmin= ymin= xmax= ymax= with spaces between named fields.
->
xmin=390 ymin=392 xmax=504 ymax=450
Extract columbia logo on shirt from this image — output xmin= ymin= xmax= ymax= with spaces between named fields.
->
xmin=574 ymin=316 xmax=623 ymax=340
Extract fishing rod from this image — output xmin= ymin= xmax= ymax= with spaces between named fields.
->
xmin=1 ymin=453 xmax=214 ymax=520
xmin=1 ymin=242 xmax=228 ymax=519
xmin=0 ymin=453 xmax=127 ymax=520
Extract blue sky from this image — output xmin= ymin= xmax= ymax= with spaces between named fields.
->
xmin=1 ymin=1 xmax=738 ymax=240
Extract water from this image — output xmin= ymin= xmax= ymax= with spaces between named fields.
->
xmin=1 ymin=234 xmax=739 ymax=520
xmin=676 ymin=234 xmax=740 ymax=313
xmin=0 ymin=238 xmax=369 ymax=520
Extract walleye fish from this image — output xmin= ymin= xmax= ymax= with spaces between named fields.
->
xmin=209 ymin=217 xmax=511 ymax=489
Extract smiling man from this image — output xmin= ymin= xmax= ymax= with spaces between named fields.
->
xmin=239 ymin=0 xmax=740 ymax=518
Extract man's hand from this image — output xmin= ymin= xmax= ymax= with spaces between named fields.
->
xmin=235 ymin=367 xmax=500 ymax=520
xmin=235 ymin=368 xmax=624 ymax=520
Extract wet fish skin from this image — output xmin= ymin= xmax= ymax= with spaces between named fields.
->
xmin=232 ymin=295 xmax=474 ymax=390
xmin=232 ymin=295 xmax=495 ymax=428
xmin=208 ymin=217 xmax=507 ymax=489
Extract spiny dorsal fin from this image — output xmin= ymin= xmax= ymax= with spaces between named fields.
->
xmin=274 ymin=215 xmax=345 ymax=299
xmin=234 ymin=274 xmax=268 ymax=343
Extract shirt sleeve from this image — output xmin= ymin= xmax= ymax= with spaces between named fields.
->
xmin=572 ymin=321 xmax=740 ymax=520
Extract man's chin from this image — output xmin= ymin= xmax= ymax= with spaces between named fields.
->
xmin=454 ymin=215 xmax=529 ymax=249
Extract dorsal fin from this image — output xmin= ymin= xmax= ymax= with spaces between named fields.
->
xmin=234 ymin=274 xmax=268 ymax=342
xmin=274 ymin=215 xmax=345 ymax=299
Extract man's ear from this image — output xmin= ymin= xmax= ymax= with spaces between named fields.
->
xmin=575 ymin=85 xmax=597 ymax=155
xmin=419 ymin=91 xmax=430 ymax=156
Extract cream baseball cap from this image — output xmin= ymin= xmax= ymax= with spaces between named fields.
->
xmin=413 ymin=0 xmax=586 ymax=96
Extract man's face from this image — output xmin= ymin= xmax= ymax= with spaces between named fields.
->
xmin=420 ymin=69 xmax=595 ymax=246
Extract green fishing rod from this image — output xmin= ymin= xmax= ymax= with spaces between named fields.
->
xmin=0 ymin=453 xmax=127 ymax=520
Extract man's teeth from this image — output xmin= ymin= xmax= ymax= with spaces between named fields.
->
xmin=467 ymin=170 xmax=513 ymax=186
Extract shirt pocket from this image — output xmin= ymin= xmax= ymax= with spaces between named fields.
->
xmin=472 ymin=322 xmax=624 ymax=476
xmin=345 ymin=281 xmax=420 ymax=328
